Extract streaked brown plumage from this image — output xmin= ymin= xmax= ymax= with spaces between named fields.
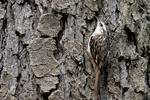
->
xmin=90 ymin=34 xmax=107 ymax=67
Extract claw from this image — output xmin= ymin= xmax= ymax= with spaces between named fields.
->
xmin=75 ymin=40 xmax=85 ymax=51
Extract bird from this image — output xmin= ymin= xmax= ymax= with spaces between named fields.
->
xmin=87 ymin=17 xmax=108 ymax=100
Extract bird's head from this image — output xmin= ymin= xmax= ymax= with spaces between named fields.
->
xmin=92 ymin=17 xmax=107 ymax=36
xmin=99 ymin=20 xmax=107 ymax=34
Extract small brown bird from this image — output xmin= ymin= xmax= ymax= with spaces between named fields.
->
xmin=87 ymin=17 xmax=108 ymax=100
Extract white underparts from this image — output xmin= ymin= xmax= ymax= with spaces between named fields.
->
xmin=87 ymin=36 xmax=91 ymax=55
xmin=92 ymin=20 xmax=103 ymax=36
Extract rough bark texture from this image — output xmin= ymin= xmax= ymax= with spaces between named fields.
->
xmin=0 ymin=0 xmax=150 ymax=100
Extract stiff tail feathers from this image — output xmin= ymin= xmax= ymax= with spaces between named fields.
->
xmin=94 ymin=70 xmax=101 ymax=100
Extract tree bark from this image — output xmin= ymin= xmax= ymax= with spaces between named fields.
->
xmin=0 ymin=0 xmax=150 ymax=100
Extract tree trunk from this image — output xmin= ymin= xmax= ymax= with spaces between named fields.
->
xmin=0 ymin=0 xmax=150 ymax=100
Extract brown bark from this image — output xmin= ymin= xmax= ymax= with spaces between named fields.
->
xmin=0 ymin=0 xmax=150 ymax=100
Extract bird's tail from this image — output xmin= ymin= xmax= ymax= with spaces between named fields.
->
xmin=94 ymin=69 xmax=101 ymax=100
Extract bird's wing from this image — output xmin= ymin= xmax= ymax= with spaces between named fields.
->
xmin=90 ymin=34 xmax=107 ymax=66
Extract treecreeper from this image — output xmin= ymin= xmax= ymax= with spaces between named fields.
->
xmin=87 ymin=17 xmax=108 ymax=100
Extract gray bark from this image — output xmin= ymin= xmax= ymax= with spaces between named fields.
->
xmin=0 ymin=0 xmax=150 ymax=100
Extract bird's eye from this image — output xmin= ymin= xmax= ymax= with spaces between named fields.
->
xmin=100 ymin=23 xmax=103 ymax=26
